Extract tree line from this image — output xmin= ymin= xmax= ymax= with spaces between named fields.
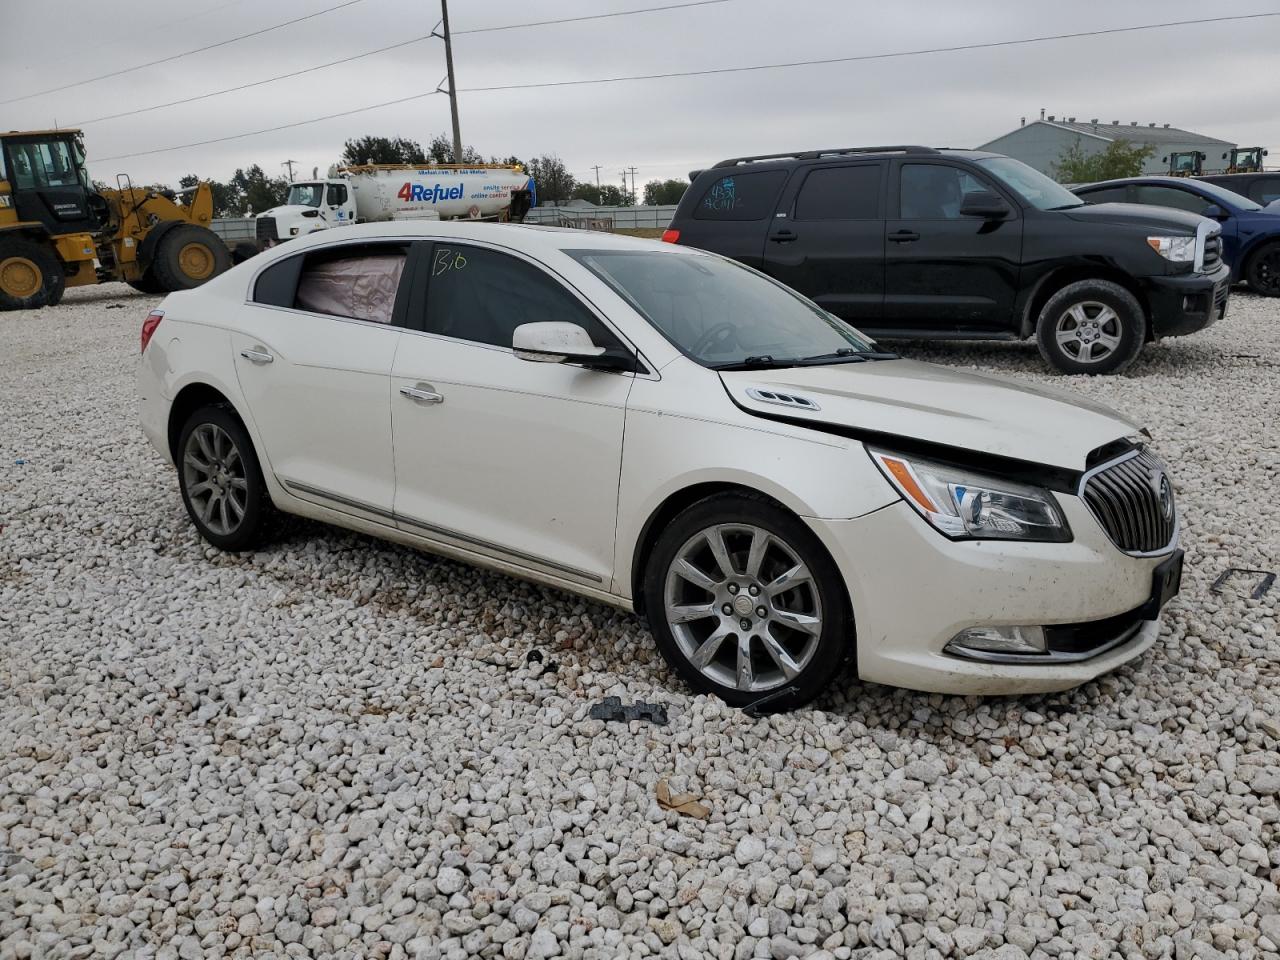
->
xmin=161 ymin=133 xmax=687 ymax=218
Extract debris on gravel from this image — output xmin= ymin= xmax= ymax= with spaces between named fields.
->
xmin=2 ymin=285 xmax=1278 ymax=959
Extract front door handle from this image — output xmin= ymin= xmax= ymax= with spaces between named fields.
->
xmin=400 ymin=384 xmax=444 ymax=404
xmin=239 ymin=348 xmax=274 ymax=364
xmin=769 ymin=229 xmax=797 ymax=243
xmin=888 ymin=230 xmax=920 ymax=243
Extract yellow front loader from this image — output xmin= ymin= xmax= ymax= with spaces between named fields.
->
xmin=0 ymin=129 xmax=230 ymax=310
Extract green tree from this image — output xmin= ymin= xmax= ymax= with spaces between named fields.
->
xmin=526 ymin=155 xmax=575 ymax=204
xmin=571 ymin=183 xmax=603 ymax=204
xmin=178 ymin=174 xmax=243 ymax=219
xmin=230 ymin=165 xmax=289 ymax=214
xmin=341 ymin=136 xmax=428 ymax=166
xmin=427 ymin=132 xmax=484 ymax=165
xmin=643 ymin=179 xmax=688 ymax=205
xmin=600 ymin=184 xmax=632 ymax=207
xmin=1051 ymin=138 xmax=1155 ymax=183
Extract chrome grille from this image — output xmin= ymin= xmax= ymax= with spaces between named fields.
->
xmin=1203 ymin=234 xmax=1222 ymax=271
xmin=1081 ymin=449 xmax=1177 ymax=555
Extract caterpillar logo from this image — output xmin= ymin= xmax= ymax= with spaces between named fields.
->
xmin=397 ymin=182 xmax=465 ymax=203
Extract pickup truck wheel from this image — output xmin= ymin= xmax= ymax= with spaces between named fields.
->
xmin=1036 ymin=279 xmax=1145 ymax=375
xmin=0 ymin=237 xmax=64 ymax=311
xmin=150 ymin=224 xmax=231 ymax=291
xmin=1244 ymin=242 xmax=1280 ymax=296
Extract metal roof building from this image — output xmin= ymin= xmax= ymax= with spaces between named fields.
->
xmin=977 ymin=115 xmax=1236 ymax=178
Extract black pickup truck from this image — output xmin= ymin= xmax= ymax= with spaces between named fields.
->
xmin=664 ymin=146 xmax=1230 ymax=374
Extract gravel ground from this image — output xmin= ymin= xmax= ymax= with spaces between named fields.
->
xmin=1 ymin=283 xmax=1278 ymax=960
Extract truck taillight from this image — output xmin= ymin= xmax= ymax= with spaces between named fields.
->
xmin=661 ymin=229 xmax=680 ymax=244
xmin=141 ymin=310 xmax=164 ymax=353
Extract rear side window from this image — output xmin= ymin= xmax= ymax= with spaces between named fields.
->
xmin=423 ymin=244 xmax=621 ymax=351
xmin=252 ymin=242 xmax=410 ymax=324
xmin=1249 ymin=178 xmax=1280 ymax=205
xmin=693 ymin=170 xmax=787 ymax=221
xmin=794 ymin=164 xmax=882 ymax=220
xmin=1079 ymin=186 xmax=1129 ymax=204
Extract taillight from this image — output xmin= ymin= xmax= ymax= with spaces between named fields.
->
xmin=141 ymin=310 xmax=164 ymax=354
xmin=661 ymin=228 xmax=680 ymax=244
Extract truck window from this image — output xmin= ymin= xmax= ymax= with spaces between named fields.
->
xmin=794 ymin=164 xmax=882 ymax=220
xmin=899 ymin=165 xmax=988 ymax=219
xmin=1132 ymin=185 xmax=1210 ymax=215
xmin=327 ymin=184 xmax=348 ymax=206
xmin=693 ymin=170 xmax=787 ymax=221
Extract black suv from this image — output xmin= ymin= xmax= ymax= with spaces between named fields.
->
xmin=665 ymin=146 xmax=1230 ymax=374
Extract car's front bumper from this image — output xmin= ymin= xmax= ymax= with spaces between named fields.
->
xmin=1144 ymin=263 xmax=1231 ymax=338
xmin=809 ymin=496 xmax=1175 ymax=695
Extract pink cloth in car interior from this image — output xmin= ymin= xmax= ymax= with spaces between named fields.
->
xmin=296 ymin=252 xmax=406 ymax=324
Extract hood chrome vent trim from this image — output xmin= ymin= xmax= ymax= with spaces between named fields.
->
xmin=746 ymin=387 xmax=820 ymax=411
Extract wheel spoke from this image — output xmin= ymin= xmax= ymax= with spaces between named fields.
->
xmin=672 ymin=558 xmax=718 ymax=593
xmin=735 ymin=633 xmax=754 ymax=689
xmin=195 ymin=428 xmax=217 ymax=463
xmin=1095 ymin=329 xmax=1121 ymax=351
xmin=229 ymin=477 xmax=248 ymax=492
xmin=667 ymin=602 xmax=716 ymax=624
xmin=1056 ymin=326 xmax=1081 ymax=347
xmin=184 ymin=452 xmax=212 ymax=474
xmin=744 ymin=530 xmax=771 ymax=578
xmin=690 ymin=624 xmax=732 ymax=669
xmin=760 ymin=629 xmax=801 ymax=680
xmin=187 ymin=479 xmax=216 ymax=497
xmin=217 ymin=495 xmax=232 ymax=532
xmin=1095 ymin=306 xmax=1118 ymax=325
xmin=765 ymin=562 xmax=812 ymax=598
xmin=772 ymin=608 xmax=821 ymax=636
xmin=1067 ymin=304 xmax=1089 ymax=326
xmin=227 ymin=490 xmax=246 ymax=522
xmin=200 ymin=492 xmax=219 ymax=524
xmin=704 ymin=528 xmax=735 ymax=579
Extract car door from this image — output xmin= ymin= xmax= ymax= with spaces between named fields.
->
xmin=760 ymin=162 xmax=885 ymax=324
xmin=326 ymin=182 xmax=350 ymax=225
xmin=391 ymin=241 xmax=636 ymax=587
xmin=883 ymin=160 xmax=1023 ymax=332
xmin=232 ymin=239 xmax=414 ymax=516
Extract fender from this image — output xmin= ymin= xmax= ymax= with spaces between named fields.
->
xmin=137 ymin=219 xmax=184 ymax=271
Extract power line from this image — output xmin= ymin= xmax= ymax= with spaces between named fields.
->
xmin=73 ymin=0 xmax=738 ymax=127
xmin=90 ymin=12 xmax=1280 ymax=164
xmin=0 ymin=0 xmax=366 ymax=106
xmin=454 ymin=0 xmax=732 ymax=35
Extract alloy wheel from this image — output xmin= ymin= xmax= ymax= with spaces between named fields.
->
xmin=663 ymin=523 xmax=823 ymax=693
xmin=1055 ymin=301 xmax=1122 ymax=364
xmin=182 ymin=423 xmax=248 ymax=536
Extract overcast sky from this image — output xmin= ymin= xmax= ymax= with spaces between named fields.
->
xmin=4 ymin=0 xmax=1277 ymax=195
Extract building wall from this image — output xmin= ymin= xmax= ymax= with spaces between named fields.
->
xmin=978 ymin=122 xmax=1237 ymax=179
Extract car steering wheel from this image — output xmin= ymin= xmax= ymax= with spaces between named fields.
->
xmin=690 ymin=322 xmax=738 ymax=357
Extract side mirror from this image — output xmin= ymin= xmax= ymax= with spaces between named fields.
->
xmin=512 ymin=321 xmax=635 ymax=372
xmin=959 ymin=190 xmax=1011 ymax=220
xmin=1202 ymin=203 xmax=1228 ymax=220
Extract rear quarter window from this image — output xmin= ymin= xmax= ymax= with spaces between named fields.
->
xmin=1250 ymin=178 xmax=1280 ymax=205
xmin=693 ymin=169 xmax=787 ymax=221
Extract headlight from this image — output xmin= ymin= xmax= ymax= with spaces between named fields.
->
xmin=869 ymin=448 xmax=1071 ymax=542
xmin=1146 ymin=235 xmax=1196 ymax=262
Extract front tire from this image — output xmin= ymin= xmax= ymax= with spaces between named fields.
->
xmin=150 ymin=224 xmax=231 ymax=292
xmin=643 ymin=494 xmax=852 ymax=711
xmin=1036 ymin=279 xmax=1145 ymax=375
xmin=177 ymin=406 xmax=272 ymax=551
xmin=1244 ymin=242 xmax=1280 ymax=296
xmin=0 ymin=237 xmax=65 ymax=311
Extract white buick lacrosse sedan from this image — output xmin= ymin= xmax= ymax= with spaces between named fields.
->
xmin=138 ymin=222 xmax=1182 ymax=709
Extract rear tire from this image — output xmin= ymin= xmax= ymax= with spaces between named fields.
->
xmin=1244 ymin=242 xmax=1280 ymax=297
xmin=177 ymin=405 xmax=273 ymax=552
xmin=0 ymin=237 xmax=64 ymax=311
xmin=150 ymin=224 xmax=231 ymax=292
xmin=1036 ymin=279 xmax=1145 ymax=375
xmin=643 ymin=493 xmax=852 ymax=711
xmin=128 ymin=273 xmax=167 ymax=294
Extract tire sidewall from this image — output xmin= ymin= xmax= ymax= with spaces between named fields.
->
xmin=151 ymin=225 xmax=232 ymax=292
xmin=0 ymin=237 xmax=64 ymax=311
xmin=1036 ymin=279 xmax=1145 ymax=375
xmin=643 ymin=494 xmax=852 ymax=710
xmin=177 ymin=406 xmax=270 ymax=552
xmin=1245 ymin=243 xmax=1280 ymax=297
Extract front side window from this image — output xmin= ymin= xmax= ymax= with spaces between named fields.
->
xmin=1132 ymin=185 xmax=1212 ymax=215
xmin=1078 ymin=185 xmax=1130 ymax=204
xmin=693 ymin=169 xmax=787 ymax=221
xmin=570 ymin=249 xmax=877 ymax=367
xmin=287 ymin=183 xmax=324 ymax=207
xmin=423 ymin=245 xmax=620 ymax=351
xmin=327 ymin=184 xmax=348 ymax=206
xmin=292 ymin=243 xmax=409 ymax=324
xmin=794 ymin=164 xmax=882 ymax=220
xmin=899 ymin=164 xmax=989 ymax=219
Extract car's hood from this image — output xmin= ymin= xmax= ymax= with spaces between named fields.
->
xmin=1062 ymin=201 xmax=1206 ymax=233
xmin=720 ymin=359 xmax=1140 ymax=471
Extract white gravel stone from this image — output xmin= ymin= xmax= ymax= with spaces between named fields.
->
xmin=2 ymin=285 xmax=1279 ymax=959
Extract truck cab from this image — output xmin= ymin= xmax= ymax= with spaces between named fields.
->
xmin=256 ymin=180 xmax=357 ymax=242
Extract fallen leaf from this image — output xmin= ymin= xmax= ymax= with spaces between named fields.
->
xmin=656 ymin=780 xmax=710 ymax=820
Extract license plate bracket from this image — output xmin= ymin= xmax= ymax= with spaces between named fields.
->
xmin=1141 ymin=549 xmax=1184 ymax=620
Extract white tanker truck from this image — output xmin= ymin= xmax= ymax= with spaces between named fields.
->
xmin=254 ymin=164 xmax=535 ymax=246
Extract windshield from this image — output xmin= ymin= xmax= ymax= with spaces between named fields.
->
xmin=977 ymin=156 xmax=1083 ymax=210
xmin=287 ymin=183 xmax=324 ymax=207
xmin=569 ymin=249 xmax=880 ymax=367
xmin=1194 ymin=179 xmax=1263 ymax=211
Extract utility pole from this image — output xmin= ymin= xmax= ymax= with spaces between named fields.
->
xmin=626 ymin=166 xmax=638 ymax=204
xmin=281 ymin=159 xmax=298 ymax=182
xmin=435 ymin=0 xmax=463 ymax=165
xmin=591 ymin=165 xmax=602 ymax=189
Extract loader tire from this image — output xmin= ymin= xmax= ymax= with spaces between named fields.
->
xmin=0 ymin=237 xmax=64 ymax=311
xmin=150 ymin=224 xmax=230 ymax=292
xmin=127 ymin=273 xmax=167 ymax=295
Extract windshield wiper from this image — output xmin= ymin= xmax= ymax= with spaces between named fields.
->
xmin=711 ymin=355 xmax=797 ymax=371
xmin=791 ymin=348 xmax=900 ymax=364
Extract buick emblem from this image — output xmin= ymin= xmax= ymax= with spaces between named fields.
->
xmin=1150 ymin=469 xmax=1174 ymax=520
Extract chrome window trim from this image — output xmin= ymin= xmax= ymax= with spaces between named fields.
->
xmin=1077 ymin=448 xmax=1180 ymax=557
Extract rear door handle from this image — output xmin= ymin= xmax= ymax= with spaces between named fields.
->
xmin=769 ymin=229 xmax=797 ymax=243
xmin=400 ymin=384 xmax=444 ymax=404
xmin=888 ymin=230 xmax=920 ymax=243
xmin=239 ymin=348 xmax=274 ymax=364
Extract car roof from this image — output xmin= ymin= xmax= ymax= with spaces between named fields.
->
xmin=1077 ymin=176 xmax=1211 ymax=190
xmin=699 ymin=147 xmax=1002 ymax=175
